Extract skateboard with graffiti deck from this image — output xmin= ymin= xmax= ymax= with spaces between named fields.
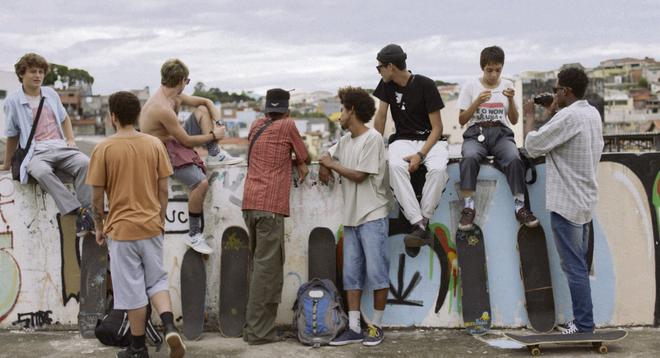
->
xmin=78 ymin=232 xmax=108 ymax=338
xmin=504 ymin=330 xmax=627 ymax=356
xmin=219 ymin=226 xmax=250 ymax=337
xmin=181 ymin=248 xmax=206 ymax=340
xmin=455 ymin=224 xmax=491 ymax=335
xmin=517 ymin=225 xmax=555 ymax=332
xmin=308 ymin=227 xmax=336 ymax=285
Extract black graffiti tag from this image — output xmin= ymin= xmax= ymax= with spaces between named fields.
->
xmin=12 ymin=310 xmax=53 ymax=329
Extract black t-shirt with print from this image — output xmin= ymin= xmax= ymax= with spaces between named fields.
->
xmin=373 ymin=73 xmax=444 ymax=142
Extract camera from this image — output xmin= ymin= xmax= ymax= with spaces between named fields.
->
xmin=533 ymin=93 xmax=554 ymax=106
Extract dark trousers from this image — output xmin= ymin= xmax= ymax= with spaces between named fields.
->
xmin=459 ymin=125 xmax=525 ymax=196
xmin=242 ymin=210 xmax=285 ymax=343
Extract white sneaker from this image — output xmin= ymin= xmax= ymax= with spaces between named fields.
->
xmin=206 ymin=149 xmax=244 ymax=167
xmin=184 ymin=233 xmax=213 ymax=254
xmin=558 ymin=320 xmax=579 ymax=334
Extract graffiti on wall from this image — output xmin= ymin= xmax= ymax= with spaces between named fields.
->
xmin=1 ymin=153 xmax=659 ymax=328
xmin=0 ymin=177 xmax=19 ymax=323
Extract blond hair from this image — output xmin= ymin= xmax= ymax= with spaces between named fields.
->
xmin=160 ymin=59 xmax=189 ymax=87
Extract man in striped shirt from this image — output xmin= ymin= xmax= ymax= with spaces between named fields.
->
xmin=525 ymin=67 xmax=604 ymax=335
xmin=241 ymin=88 xmax=310 ymax=344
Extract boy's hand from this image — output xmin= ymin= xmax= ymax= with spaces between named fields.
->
xmin=319 ymin=165 xmax=333 ymax=185
xmin=503 ymin=88 xmax=515 ymax=98
xmin=476 ymin=90 xmax=491 ymax=105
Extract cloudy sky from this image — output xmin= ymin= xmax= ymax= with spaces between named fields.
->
xmin=1 ymin=0 xmax=659 ymax=95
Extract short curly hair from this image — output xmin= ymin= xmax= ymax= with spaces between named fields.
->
xmin=337 ymin=87 xmax=376 ymax=123
xmin=558 ymin=67 xmax=589 ymax=98
xmin=160 ymin=59 xmax=189 ymax=88
xmin=14 ymin=53 xmax=49 ymax=83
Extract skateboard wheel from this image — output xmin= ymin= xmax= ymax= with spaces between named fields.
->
xmin=598 ymin=345 xmax=608 ymax=354
xmin=530 ymin=346 xmax=541 ymax=356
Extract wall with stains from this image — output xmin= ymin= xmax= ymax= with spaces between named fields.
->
xmin=0 ymin=152 xmax=658 ymax=330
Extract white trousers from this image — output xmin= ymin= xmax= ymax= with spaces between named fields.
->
xmin=388 ymin=139 xmax=449 ymax=225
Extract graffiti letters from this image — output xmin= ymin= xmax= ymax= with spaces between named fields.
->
xmin=12 ymin=310 xmax=53 ymax=329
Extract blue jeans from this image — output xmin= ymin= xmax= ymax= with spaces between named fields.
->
xmin=343 ymin=217 xmax=390 ymax=291
xmin=550 ymin=212 xmax=594 ymax=332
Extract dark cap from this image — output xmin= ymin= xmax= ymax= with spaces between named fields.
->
xmin=265 ymin=88 xmax=290 ymax=113
xmin=377 ymin=44 xmax=407 ymax=64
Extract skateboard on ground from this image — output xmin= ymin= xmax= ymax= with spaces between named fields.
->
xmin=517 ymin=225 xmax=555 ymax=332
xmin=181 ymin=248 xmax=206 ymax=340
xmin=505 ymin=330 xmax=628 ymax=356
xmin=219 ymin=226 xmax=250 ymax=337
xmin=308 ymin=227 xmax=337 ymax=285
xmin=78 ymin=232 xmax=108 ymax=338
xmin=455 ymin=224 xmax=491 ymax=335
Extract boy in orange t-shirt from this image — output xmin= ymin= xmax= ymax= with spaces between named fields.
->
xmin=86 ymin=91 xmax=185 ymax=358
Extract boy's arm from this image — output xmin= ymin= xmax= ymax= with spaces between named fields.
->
xmin=157 ymin=107 xmax=222 ymax=148
xmin=319 ymin=154 xmax=369 ymax=183
xmin=158 ymin=177 xmax=169 ymax=227
xmin=179 ymin=94 xmax=221 ymax=121
xmin=91 ymin=186 xmax=106 ymax=245
xmin=374 ymin=101 xmax=388 ymax=135
xmin=524 ymin=110 xmax=578 ymax=157
xmin=62 ymin=116 xmax=77 ymax=147
xmin=1 ymin=136 xmax=19 ymax=171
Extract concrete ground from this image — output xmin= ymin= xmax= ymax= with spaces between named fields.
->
xmin=1 ymin=327 xmax=659 ymax=358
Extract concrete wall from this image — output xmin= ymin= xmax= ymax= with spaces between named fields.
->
xmin=0 ymin=153 xmax=658 ymax=329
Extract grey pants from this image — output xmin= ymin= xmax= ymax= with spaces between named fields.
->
xmin=27 ymin=146 xmax=91 ymax=214
xmin=460 ymin=125 xmax=525 ymax=195
xmin=242 ymin=210 xmax=285 ymax=343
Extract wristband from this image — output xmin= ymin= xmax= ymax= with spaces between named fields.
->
xmin=417 ymin=151 xmax=426 ymax=161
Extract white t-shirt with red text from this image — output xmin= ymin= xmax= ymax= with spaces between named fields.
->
xmin=458 ymin=78 xmax=516 ymax=128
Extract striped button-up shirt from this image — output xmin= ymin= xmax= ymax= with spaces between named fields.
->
xmin=524 ymin=100 xmax=604 ymax=224
xmin=242 ymin=117 xmax=309 ymax=217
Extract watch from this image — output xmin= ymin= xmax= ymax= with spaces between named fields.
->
xmin=417 ymin=151 xmax=426 ymax=161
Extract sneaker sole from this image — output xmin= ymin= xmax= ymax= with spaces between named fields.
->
xmin=329 ymin=339 xmax=364 ymax=346
xmin=166 ymin=332 xmax=186 ymax=358
xmin=362 ymin=338 xmax=384 ymax=346
xmin=206 ymin=158 xmax=244 ymax=167
xmin=523 ymin=219 xmax=540 ymax=228
xmin=457 ymin=223 xmax=474 ymax=231
xmin=184 ymin=241 xmax=213 ymax=255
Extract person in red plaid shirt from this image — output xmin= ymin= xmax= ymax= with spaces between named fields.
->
xmin=241 ymin=88 xmax=310 ymax=344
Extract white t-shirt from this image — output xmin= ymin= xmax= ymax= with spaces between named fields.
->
xmin=333 ymin=128 xmax=390 ymax=227
xmin=458 ymin=78 xmax=516 ymax=128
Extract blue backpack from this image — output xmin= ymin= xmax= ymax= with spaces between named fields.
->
xmin=292 ymin=278 xmax=347 ymax=347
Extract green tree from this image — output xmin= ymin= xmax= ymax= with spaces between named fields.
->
xmin=638 ymin=77 xmax=650 ymax=89
xmin=43 ymin=63 xmax=94 ymax=87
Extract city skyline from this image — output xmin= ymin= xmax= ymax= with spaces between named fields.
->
xmin=1 ymin=0 xmax=659 ymax=95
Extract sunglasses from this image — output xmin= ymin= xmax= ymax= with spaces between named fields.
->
xmin=184 ymin=78 xmax=191 ymax=85
xmin=376 ymin=64 xmax=386 ymax=72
